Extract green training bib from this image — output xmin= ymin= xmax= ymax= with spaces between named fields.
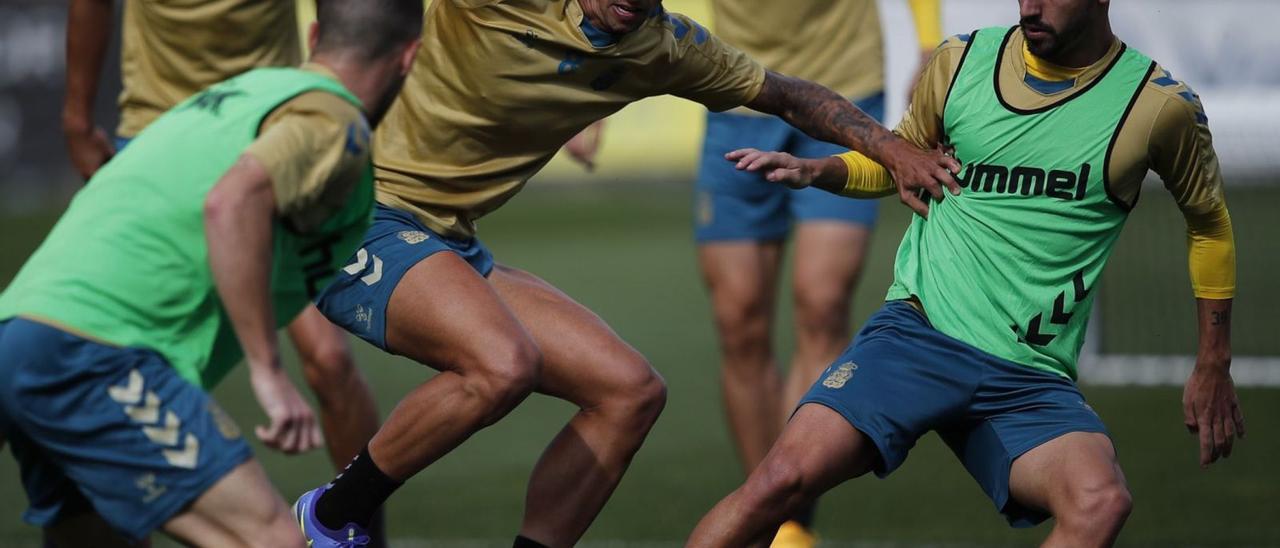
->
xmin=886 ymin=27 xmax=1155 ymax=379
xmin=0 ymin=67 xmax=373 ymax=388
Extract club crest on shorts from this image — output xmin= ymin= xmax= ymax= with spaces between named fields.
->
xmin=397 ymin=230 xmax=430 ymax=244
xmin=822 ymin=361 xmax=858 ymax=389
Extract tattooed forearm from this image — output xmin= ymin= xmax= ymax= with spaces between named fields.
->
xmin=745 ymin=71 xmax=897 ymax=161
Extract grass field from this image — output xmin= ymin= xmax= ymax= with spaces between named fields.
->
xmin=1 ymin=182 xmax=1277 ymax=546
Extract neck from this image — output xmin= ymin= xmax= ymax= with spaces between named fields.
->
xmin=1042 ymin=19 xmax=1115 ymax=68
xmin=311 ymin=54 xmax=387 ymax=114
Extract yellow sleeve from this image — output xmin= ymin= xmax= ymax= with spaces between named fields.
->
xmin=1148 ymin=77 xmax=1236 ymax=299
xmin=834 ymin=151 xmax=896 ymax=198
xmin=896 ymin=34 xmax=969 ymax=149
xmin=663 ymin=12 xmax=767 ymax=112
xmin=906 ymin=0 xmax=943 ymax=50
xmin=244 ymin=91 xmax=371 ymax=234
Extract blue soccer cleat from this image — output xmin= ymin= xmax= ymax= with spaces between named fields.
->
xmin=294 ymin=486 xmax=373 ymax=547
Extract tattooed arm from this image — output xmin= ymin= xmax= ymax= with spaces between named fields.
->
xmin=1183 ymin=298 xmax=1243 ymax=468
xmin=745 ymin=71 xmax=960 ymax=212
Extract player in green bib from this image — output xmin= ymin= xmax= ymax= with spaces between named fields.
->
xmin=0 ymin=2 xmax=421 ymax=545
xmin=690 ymin=1 xmax=1244 ymax=545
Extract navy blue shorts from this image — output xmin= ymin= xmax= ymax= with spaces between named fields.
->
xmin=316 ymin=204 xmax=495 ymax=350
xmin=694 ymin=93 xmax=883 ymax=242
xmin=0 ymin=319 xmax=252 ymax=541
xmin=800 ymin=301 xmax=1109 ymax=527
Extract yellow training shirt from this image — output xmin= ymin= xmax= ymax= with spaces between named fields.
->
xmin=118 ymin=0 xmax=302 ymax=138
xmin=374 ymin=0 xmax=766 ymax=239
xmin=847 ymin=30 xmax=1235 ymax=299
xmin=710 ymin=0 xmax=941 ymax=104
xmin=245 ymin=64 xmax=371 ymax=235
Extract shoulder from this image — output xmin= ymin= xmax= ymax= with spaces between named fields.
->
xmin=263 ymin=90 xmax=367 ymax=137
xmin=929 ymin=32 xmax=979 ymax=74
xmin=1141 ymin=63 xmax=1210 ymax=128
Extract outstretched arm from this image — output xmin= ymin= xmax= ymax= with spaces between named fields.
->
xmin=63 ymin=0 xmax=116 ymax=180
xmin=205 ymin=154 xmax=323 ymax=456
xmin=744 ymin=71 xmax=959 ymax=212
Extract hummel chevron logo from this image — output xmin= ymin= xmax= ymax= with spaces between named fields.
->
xmin=343 ymin=248 xmax=383 ymax=286
xmin=108 ymin=369 xmax=144 ymax=404
xmin=163 ymin=433 xmax=200 ymax=469
xmin=125 ymin=392 xmax=162 ymax=424
xmin=142 ymin=411 xmax=182 ymax=447
xmin=1015 ymin=270 xmax=1090 ymax=347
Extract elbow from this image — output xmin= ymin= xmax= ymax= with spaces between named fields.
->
xmin=203 ymin=187 xmax=234 ymax=230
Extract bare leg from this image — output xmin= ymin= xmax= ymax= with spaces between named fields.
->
xmin=287 ymin=304 xmax=385 ymax=544
xmin=288 ymin=305 xmax=380 ymax=468
xmin=688 ymin=404 xmax=879 ymax=547
xmin=161 ymin=459 xmax=304 ymax=548
xmin=1009 ymin=432 xmax=1133 ymax=548
xmin=782 ymin=222 xmax=869 ymax=414
xmin=490 ymin=265 xmax=667 ymax=546
xmin=367 ymin=252 xmax=541 ymax=480
xmin=697 ymin=241 xmax=785 ymax=473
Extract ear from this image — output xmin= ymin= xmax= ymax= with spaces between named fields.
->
xmin=307 ymin=21 xmax=320 ymax=53
xmin=399 ymin=39 xmax=422 ymax=76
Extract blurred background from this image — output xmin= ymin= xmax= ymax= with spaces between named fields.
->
xmin=1 ymin=0 xmax=1278 ymax=546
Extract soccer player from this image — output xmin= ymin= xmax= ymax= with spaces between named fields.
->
xmin=0 ymin=2 xmax=421 ymax=546
xmin=692 ymin=1 xmax=940 ymax=544
xmin=61 ymin=0 xmax=384 ymax=510
xmin=293 ymin=1 xmax=959 ymax=546
xmin=688 ymin=0 xmax=1244 ymax=545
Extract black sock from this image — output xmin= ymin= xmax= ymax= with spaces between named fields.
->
xmin=513 ymin=535 xmax=550 ymax=548
xmin=315 ymin=447 xmax=402 ymax=530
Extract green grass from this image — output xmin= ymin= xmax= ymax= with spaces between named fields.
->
xmin=1 ymin=183 xmax=1277 ymax=546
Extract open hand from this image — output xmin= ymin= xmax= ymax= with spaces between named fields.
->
xmin=725 ymin=148 xmax=817 ymax=189
xmin=880 ymin=140 xmax=961 ymax=218
xmin=249 ymin=364 xmax=323 ymax=455
xmin=1183 ymin=363 xmax=1245 ymax=468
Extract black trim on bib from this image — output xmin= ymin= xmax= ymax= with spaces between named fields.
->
xmin=1103 ymin=60 xmax=1159 ymax=212
xmin=941 ymin=29 xmax=982 ymax=127
xmin=993 ymin=26 xmax=1129 ymax=116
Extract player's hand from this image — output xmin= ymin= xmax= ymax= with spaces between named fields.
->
xmin=725 ymin=148 xmax=818 ymax=189
xmin=564 ymin=120 xmax=605 ymax=171
xmin=249 ymin=363 xmax=324 ymax=455
xmin=64 ymin=123 xmax=115 ymax=181
xmin=1182 ymin=361 xmax=1245 ymax=468
xmin=879 ymin=139 xmax=961 ymax=218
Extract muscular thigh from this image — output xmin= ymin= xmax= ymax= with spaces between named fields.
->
xmin=1008 ymin=432 xmax=1125 ymax=517
xmin=488 ymin=264 xmax=650 ymax=406
xmin=384 ymin=252 xmax=531 ymax=371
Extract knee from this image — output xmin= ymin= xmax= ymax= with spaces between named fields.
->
xmin=1061 ymin=480 xmax=1133 ymax=529
xmin=298 ymin=336 xmax=357 ymax=390
xmin=710 ymin=293 xmax=772 ymax=361
xmin=743 ymin=456 xmax=807 ymax=509
xmin=462 ymin=338 xmax=541 ymax=420
xmin=792 ymin=282 xmax=851 ymax=337
xmin=601 ymin=358 xmax=668 ymax=430
xmin=251 ymin=507 xmax=308 ymax=548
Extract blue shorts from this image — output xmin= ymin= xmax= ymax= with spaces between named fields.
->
xmin=315 ymin=204 xmax=495 ymax=350
xmin=694 ymin=93 xmax=884 ymax=242
xmin=800 ymin=301 xmax=1109 ymax=527
xmin=0 ymin=318 xmax=252 ymax=541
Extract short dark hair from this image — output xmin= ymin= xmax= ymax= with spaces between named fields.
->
xmin=314 ymin=0 xmax=422 ymax=60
